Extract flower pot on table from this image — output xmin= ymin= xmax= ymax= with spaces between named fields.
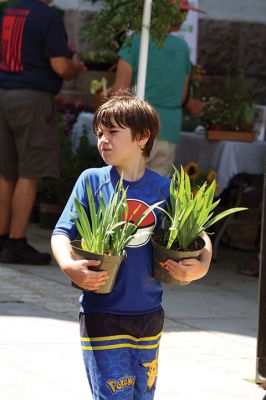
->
xmin=151 ymin=232 xmax=205 ymax=286
xmin=70 ymin=240 xmax=125 ymax=294
xmin=206 ymin=130 xmax=255 ymax=142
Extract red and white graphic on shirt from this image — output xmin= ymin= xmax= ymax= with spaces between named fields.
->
xmin=0 ymin=9 xmax=30 ymax=72
xmin=124 ymin=199 xmax=157 ymax=247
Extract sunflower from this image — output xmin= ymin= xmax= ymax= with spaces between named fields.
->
xmin=184 ymin=162 xmax=201 ymax=181
xmin=207 ymin=170 xmax=217 ymax=183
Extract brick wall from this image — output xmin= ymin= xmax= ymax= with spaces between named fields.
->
xmin=198 ymin=19 xmax=266 ymax=103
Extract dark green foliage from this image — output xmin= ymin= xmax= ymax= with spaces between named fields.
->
xmin=83 ymin=0 xmax=184 ymax=51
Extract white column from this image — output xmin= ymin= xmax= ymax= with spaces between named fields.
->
xmin=136 ymin=0 xmax=152 ymax=100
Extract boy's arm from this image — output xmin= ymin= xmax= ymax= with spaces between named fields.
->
xmin=51 ymin=234 xmax=109 ymax=291
xmin=162 ymin=231 xmax=212 ymax=283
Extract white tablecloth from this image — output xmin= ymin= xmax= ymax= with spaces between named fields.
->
xmin=175 ymin=132 xmax=266 ymax=192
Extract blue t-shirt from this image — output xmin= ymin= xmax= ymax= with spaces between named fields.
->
xmin=53 ymin=166 xmax=170 ymax=315
xmin=0 ymin=0 xmax=70 ymax=94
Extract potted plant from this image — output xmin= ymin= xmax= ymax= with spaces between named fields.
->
xmin=71 ymin=175 xmax=162 ymax=294
xmin=152 ymin=166 xmax=247 ymax=285
xmin=83 ymin=0 xmax=186 ymax=51
xmin=200 ymin=72 xmax=255 ymax=142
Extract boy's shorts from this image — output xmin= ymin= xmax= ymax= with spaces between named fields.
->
xmin=0 ymin=89 xmax=60 ymax=179
xmin=80 ymin=308 xmax=164 ymax=400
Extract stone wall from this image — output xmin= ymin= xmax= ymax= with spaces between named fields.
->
xmin=53 ymin=0 xmax=266 ymax=23
xmin=198 ymin=19 xmax=266 ymax=104
xmin=61 ymin=11 xmax=266 ymax=106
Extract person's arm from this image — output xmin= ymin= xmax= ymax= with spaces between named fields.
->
xmin=162 ymin=231 xmax=212 ymax=282
xmin=186 ymin=97 xmax=206 ymax=115
xmin=111 ymin=58 xmax=133 ymax=93
xmin=182 ymin=75 xmax=206 ymax=115
xmin=49 ymin=55 xmax=86 ymax=81
xmin=181 ymin=74 xmax=191 ymax=106
xmin=51 ymin=234 xmax=109 ymax=291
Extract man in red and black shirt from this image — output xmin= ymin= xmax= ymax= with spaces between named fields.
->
xmin=0 ymin=0 xmax=85 ymax=265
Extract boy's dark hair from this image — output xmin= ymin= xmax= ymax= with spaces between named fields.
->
xmin=93 ymin=93 xmax=160 ymax=158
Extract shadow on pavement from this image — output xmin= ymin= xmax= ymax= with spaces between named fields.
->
xmin=0 ymin=224 xmax=260 ymax=338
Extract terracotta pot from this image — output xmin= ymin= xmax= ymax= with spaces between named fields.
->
xmin=206 ymin=130 xmax=254 ymax=142
xmin=70 ymin=240 xmax=125 ymax=294
xmin=210 ymin=123 xmax=225 ymax=131
xmin=151 ymin=232 xmax=205 ymax=285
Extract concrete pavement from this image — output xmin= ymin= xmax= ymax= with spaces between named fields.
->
xmin=0 ymin=223 xmax=265 ymax=399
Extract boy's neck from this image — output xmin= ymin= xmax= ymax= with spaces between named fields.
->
xmin=115 ymin=159 xmax=146 ymax=182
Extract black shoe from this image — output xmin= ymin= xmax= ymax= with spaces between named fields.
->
xmin=0 ymin=238 xmax=52 ymax=265
xmin=0 ymin=234 xmax=9 ymax=251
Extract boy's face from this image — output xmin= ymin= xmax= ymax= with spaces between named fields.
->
xmin=96 ymin=122 xmax=147 ymax=168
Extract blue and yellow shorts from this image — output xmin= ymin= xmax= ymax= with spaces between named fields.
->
xmin=80 ymin=308 xmax=164 ymax=399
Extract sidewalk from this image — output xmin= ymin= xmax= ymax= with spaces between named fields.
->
xmin=0 ymin=223 xmax=265 ymax=400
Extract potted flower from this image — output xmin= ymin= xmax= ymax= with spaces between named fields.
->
xmin=200 ymin=72 xmax=255 ymax=142
xmin=83 ymin=0 xmax=186 ymax=51
xmin=71 ymin=175 xmax=162 ymax=294
xmin=151 ymin=165 xmax=247 ymax=285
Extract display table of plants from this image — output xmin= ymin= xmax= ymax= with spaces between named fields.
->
xmin=200 ymin=73 xmax=255 ymax=142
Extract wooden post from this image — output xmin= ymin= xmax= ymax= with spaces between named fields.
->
xmin=256 ymin=172 xmax=266 ymax=384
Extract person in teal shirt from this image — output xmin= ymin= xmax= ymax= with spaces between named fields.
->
xmin=113 ymin=28 xmax=191 ymax=176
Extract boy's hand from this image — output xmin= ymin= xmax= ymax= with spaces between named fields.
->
xmin=160 ymin=258 xmax=209 ymax=283
xmin=64 ymin=259 xmax=109 ymax=291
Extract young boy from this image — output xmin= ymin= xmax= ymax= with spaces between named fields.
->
xmin=51 ymin=94 xmax=212 ymax=400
